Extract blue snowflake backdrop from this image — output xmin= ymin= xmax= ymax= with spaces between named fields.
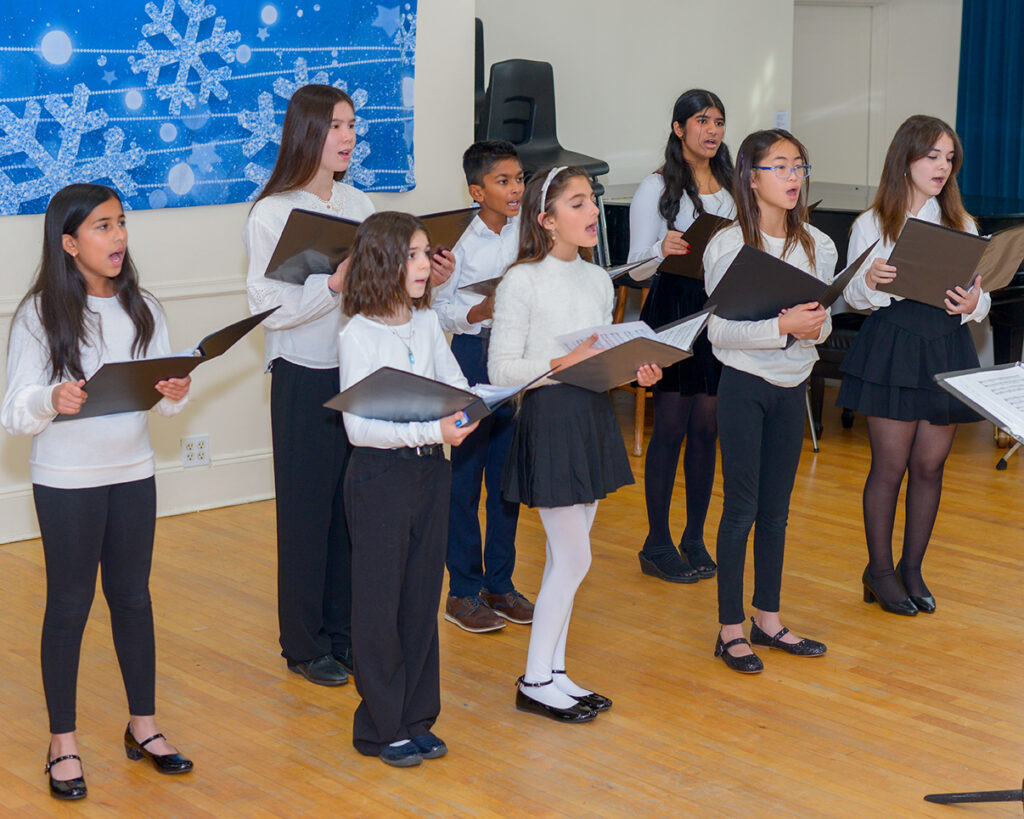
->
xmin=0 ymin=0 xmax=417 ymax=215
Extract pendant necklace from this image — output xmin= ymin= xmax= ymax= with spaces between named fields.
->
xmin=389 ymin=323 xmax=415 ymax=365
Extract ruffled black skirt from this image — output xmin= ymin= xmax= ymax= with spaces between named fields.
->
xmin=640 ymin=273 xmax=721 ymax=395
xmin=502 ymin=384 xmax=634 ymax=508
xmin=837 ymin=299 xmax=982 ymax=424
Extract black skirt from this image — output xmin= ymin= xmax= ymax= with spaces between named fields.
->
xmin=837 ymin=299 xmax=982 ymax=424
xmin=502 ymin=384 xmax=635 ymax=508
xmin=640 ymin=273 xmax=721 ymax=395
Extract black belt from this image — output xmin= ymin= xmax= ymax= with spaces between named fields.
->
xmin=373 ymin=444 xmax=445 ymax=459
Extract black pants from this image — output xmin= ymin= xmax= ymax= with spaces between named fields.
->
xmin=270 ymin=358 xmax=352 ymax=663
xmin=34 ymin=477 xmax=157 ymax=734
xmin=715 ymin=367 xmax=806 ymax=625
xmin=345 ymin=447 xmax=450 ymax=756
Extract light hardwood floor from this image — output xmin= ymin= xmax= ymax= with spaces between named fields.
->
xmin=1 ymin=388 xmax=1022 ymax=818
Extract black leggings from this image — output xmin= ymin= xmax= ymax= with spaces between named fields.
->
xmin=34 ymin=477 xmax=157 ymax=734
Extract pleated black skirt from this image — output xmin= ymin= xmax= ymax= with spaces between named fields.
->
xmin=639 ymin=273 xmax=721 ymax=395
xmin=502 ymin=384 xmax=635 ymax=508
xmin=837 ymin=299 xmax=982 ymax=424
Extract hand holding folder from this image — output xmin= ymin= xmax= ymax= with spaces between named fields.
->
xmin=54 ymin=308 xmax=277 ymax=422
xmin=657 ymin=213 xmax=734 ymax=279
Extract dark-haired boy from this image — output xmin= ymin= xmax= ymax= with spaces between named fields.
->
xmin=433 ymin=140 xmax=534 ymax=633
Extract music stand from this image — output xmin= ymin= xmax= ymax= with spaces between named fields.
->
xmin=924 ymin=777 xmax=1023 ymax=809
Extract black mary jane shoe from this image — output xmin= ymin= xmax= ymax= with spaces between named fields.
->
xmin=514 ymin=677 xmax=597 ymax=723
xmin=124 ymin=725 xmax=194 ymax=774
xmin=714 ymin=635 xmax=764 ymax=674
xmin=896 ymin=559 xmax=936 ymax=613
xmin=862 ymin=566 xmax=918 ymax=616
xmin=45 ymin=752 xmax=87 ymax=800
xmin=638 ymin=550 xmax=699 ymax=584
xmin=679 ymin=540 xmax=717 ymax=578
xmin=552 ymin=670 xmax=612 ymax=712
xmin=749 ymin=618 xmax=827 ymax=657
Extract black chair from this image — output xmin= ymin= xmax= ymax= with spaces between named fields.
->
xmin=481 ymin=58 xmax=611 ymax=264
xmin=473 ymin=19 xmax=486 ymax=141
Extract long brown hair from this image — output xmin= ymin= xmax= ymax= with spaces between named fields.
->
xmin=343 ymin=211 xmax=431 ymax=318
xmin=871 ymin=115 xmax=974 ymax=244
xmin=733 ymin=129 xmax=816 ymax=268
xmin=254 ymin=84 xmax=355 ymax=204
xmin=515 ymin=166 xmax=593 ymax=265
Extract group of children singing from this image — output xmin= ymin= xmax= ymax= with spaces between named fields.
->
xmin=1 ymin=80 xmax=989 ymax=794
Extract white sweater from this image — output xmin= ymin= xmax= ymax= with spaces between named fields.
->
xmin=488 ymin=254 xmax=614 ymax=388
xmin=244 ymin=181 xmax=375 ymax=371
xmin=1 ymin=294 xmax=187 ymax=489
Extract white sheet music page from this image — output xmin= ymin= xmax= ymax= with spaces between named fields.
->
xmin=555 ymin=321 xmax=656 ymax=352
xmin=654 ymin=311 xmax=708 ymax=352
xmin=944 ymin=363 xmax=1024 ymax=441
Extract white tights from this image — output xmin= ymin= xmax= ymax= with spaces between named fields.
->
xmin=521 ymin=502 xmax=598 ymax=709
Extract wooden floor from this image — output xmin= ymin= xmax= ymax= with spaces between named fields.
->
xmin=2 ymin=387 xmax=1023 ymax=818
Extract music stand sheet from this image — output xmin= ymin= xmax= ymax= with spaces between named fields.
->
xmin=657 ymin=213 xmax=733 ymax=279
xmin=878 ymin=218 xmax=987 ymax=309
xmin=550 ymin=338 xmax=690 ymax=392
xmin=935 ymin=362 xmax=1024 ymax=443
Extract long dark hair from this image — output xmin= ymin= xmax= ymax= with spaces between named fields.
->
xmin=254 ymin=84 xmax=355 ymax=204
xmin=515 ymin=166 xmax=593 ymax=265
xmin=872 ymin=115 xmax=973 ymax=244
xmin=659 ymin=89 xmax=734 ymax=229
xmin=733 ymin=129 xmax=816 ymax=267
xmin=343 ymin=211 xmax=432 ymax=318
xmin=16 ymin=184 xmax=154 ymax=382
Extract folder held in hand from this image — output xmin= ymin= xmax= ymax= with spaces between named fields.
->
xmin=657 ymin=212 xmax=734 ymax=279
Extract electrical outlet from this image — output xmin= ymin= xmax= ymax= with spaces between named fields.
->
xmin=181 ymin=434 xmax=210 ymax=468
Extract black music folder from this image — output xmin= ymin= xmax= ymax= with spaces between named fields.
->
xmin=324 ymin=367 xmax=549 ymax=424
xmin=935 ymin=362 xmax=1024 ymax=443
xmin=266 ymin=207 xmax=477 ymax=284
xmin=657 ymin=212 xmax=734 ymax=279
xmin=550 ymin=309 xmax=713 ymax=393
xmin=54 ymin=308 xmax=277 ymax=422
xmin=458 ymin=257 xmax=660 ymax=298
xmin=458 ymin=275 xmax=503 ymax=297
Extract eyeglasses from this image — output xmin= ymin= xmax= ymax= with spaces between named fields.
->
xmin=752 ymin=164 xmax=812 ymax=180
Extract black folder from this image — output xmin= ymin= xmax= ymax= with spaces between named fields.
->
xmin=54 ymin=308 xmax=277 ymax=422
xmin=324 ymin=367 xmax=549 ymax=424
xmin=657 ymin=213 xmax=734 ymax=279
xmin=265 ymin=207 xmax=477 ymax=284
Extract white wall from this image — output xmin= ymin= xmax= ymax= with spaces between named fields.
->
xmin=0 ymin=1 xmax=475 ymax=544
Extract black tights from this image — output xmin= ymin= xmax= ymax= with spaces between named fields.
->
xmin=643 ymin=391 xmax=718 ymax=554
xmin=863 ymin=417 xmax=956 ymax=599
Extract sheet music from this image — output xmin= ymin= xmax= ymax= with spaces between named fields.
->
xmin=942 ymin=363 xmax=1024 ymax=441
xmin=471 ymin=381 xmax=528 ymax=407
xmin=608 ymin=257 xmax=660 ymax=282
xmin=654 ymin=312 xmax=707 ymax=351
xmin=555 ymin=321 xmax=656 ymax=352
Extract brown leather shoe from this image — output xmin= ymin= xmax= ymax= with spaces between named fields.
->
xmin=444 ymin=595 xmax=506 ymax=633
xmin=480 ymin=590 xmax=534 ymax=624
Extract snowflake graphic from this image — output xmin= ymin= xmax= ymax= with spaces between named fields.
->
xmin=344 ymin=141 xmax=375 ymax=188
xmin=238 ymin=91 xmax=277 ymax=158
xmin=129 ymin=0 xmax=241 ymax=116
xmin=0 ymin=84 xmax=146 ymax=214
xmin=395 ymin=8 xmax=417 ymax=65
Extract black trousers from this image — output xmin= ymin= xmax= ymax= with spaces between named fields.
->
xmin=345 ymin=447 xmax=450 ymax=756
xmin=34 ymin=477 xmax=157 ymax=734
xmin=270 ymin=358 xmax=352 ymax=663
xmin=715 ymin=367 xmax=806 ymax=625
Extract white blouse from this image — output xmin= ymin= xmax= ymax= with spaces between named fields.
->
xmin=244 ymin=181 xmax=375 ymax=371
xmin=703 ymin=223 xmax=837 ymax=388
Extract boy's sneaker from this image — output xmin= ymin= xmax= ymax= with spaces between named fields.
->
xmin=480 ymin=589 xmax=534 ymax=624
xmin=444 ymin=595 xmax=506 ymax=633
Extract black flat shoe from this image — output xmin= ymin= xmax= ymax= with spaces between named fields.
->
xmin=287 ymin=654 xmax=348 ymax=686
xmin=411 ymin=732 xmax=448 ymax=759
xmin=862 ymin=566 xmax=918 ymax=616
xmin=552 ymin=670 xmax=612 ymax=712
xmin=896 ymin=559 xmax=936 ymax=613
xmin=45 ymin=752 xmax=86 ymax=800
xmin=749 ymin=618 xmax=827 ymax=656
xmin=124 ymin=725 xmax=194 ymax=774
xmin=680 ymin=540 xmax=717 ymax=578
xmin=714 ymin=635 xmax=763 ymax=674
xmin=638 ymin=550 xmax=699 ymax=584
xmin=514 ymin=677 xmax=597 ymax=722
xmin=379 ymin=741 xmax=422 ymax=767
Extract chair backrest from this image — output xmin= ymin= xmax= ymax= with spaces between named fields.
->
xmin=474 ymin=18 xmax=486 ymax=141
xmin=482 ymin=59 xmax=560 ymax=150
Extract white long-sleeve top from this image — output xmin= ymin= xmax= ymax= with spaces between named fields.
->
xmin=1 ymin=294 xmax=187 ymax=489
xmin=488 ymin=254 xmax=614 ymax=388
xmin=842 ymin=196 xmax=991 ymax=323
xmin=244 ymin=182 xmax=375 ymax=371
xmin=338 ymin=308 xmax=470 ymax=448
xmin=431 ymin=213 xmax=519 ymax=335
xmin=627 ymin=173 xmax=736 ymax=263
xmin=703 ymin=223 xmax=837 ymax=388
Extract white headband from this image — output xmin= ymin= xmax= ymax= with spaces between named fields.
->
xmin=540 ymin=165 xmax=568 ymax=212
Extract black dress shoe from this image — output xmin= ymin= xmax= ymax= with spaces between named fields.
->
xmin=288 ymin=654 xmax=348 ymax=686
xmin=896 ymin=559 xmax=936 ymax=613
xmin=862 ymin=566 xmax=918 ymax=616
xmin=638 ymin=550 xmax=699 ymax=584
xmin=749 ymin=618 xmax=827 ymax=656
xmin=379 ymin=741 xmax=422 ymax=767
xmin=714 ymin=634 xmax=764 ymax=674
xmin=124 ymin=725 xmax=194 ymax=774
xmin=411 ymin=732 xmax=448 ymax=759
xmin=332 ymin=646 xmax=354 ymax=674
xmin=680 ymin=540 xmax=717 ymax=578
xmin=45 ymin=752 xmax=87 ymax=800
xmin=514 ymin=677 xmax=597 ymax=722
xmin=552 ymin=670 xmax=612 ymax=711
